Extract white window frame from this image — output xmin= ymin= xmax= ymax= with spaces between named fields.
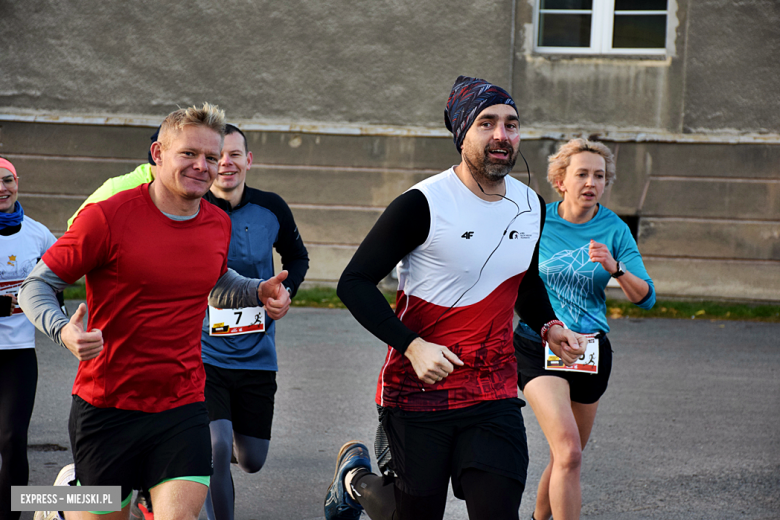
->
xmin=534 ymin=0 xmax=670 ymax=56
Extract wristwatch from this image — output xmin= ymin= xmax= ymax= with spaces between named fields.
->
xmin=611 ymin=261 xmax=626 ymax=278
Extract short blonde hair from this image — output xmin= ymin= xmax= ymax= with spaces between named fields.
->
xmin=158 ymin=102 xmax=226 ymax=149
xmin=547 ymin=138 xmax=616 ymax=197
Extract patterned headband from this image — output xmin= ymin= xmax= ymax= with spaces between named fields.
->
xmin=444 ymin=75 xmax=517 ymax=153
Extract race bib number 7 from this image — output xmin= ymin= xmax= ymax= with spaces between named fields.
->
xmin=544 ymin=334 xmax=599 ymax=374
xmin=209 ymin=305 xmax=265 ymax=336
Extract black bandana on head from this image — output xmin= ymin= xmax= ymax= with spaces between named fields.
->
xmin=444 ymin=75 xmax=517 ymax=153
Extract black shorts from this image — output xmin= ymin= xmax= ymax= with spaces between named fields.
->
xmin=68 ymin=395 xmax=212 ymax=500
xmin=203 ymin=364 xmax=277 ymax=440
xmin=382 ymin=399 xmax=528 ymax=499
xmin=514 ymin=332 xmax=613 ymax=405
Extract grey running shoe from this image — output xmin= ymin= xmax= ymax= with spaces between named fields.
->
xmin=129 ymin=489 xmax=154 ymax=520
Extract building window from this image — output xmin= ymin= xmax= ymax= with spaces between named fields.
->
xmin=535 ymin=0 xmax=669 ymax=55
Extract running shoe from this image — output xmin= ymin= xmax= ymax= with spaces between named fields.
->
xmin=33 ymin=463 xmax=75 ymax=520
xmin=324 ymin=440 xmax=371 ymax=520
xmin=129 ymin=490 xmax=154 ymax=520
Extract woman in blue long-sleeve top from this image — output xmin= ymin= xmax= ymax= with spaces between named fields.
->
xmin=514 ymin=138 xmax=655 ymax=520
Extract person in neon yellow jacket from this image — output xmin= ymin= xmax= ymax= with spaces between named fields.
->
xmin=66 ymin=128 xmax=158 ymax=230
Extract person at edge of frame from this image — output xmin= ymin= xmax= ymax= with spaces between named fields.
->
xmin=0 ymin=157 xmax=63 ymax=520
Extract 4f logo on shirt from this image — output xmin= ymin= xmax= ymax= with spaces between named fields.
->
xmin=461 ymin=231 xmax=474 ymax=239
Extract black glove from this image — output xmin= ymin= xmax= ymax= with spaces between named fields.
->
xmin=0 ymin=295 xmax=13 ymax=317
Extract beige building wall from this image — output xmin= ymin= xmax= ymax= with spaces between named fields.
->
xmin=1 ymin=0 xmax=778 ymax=302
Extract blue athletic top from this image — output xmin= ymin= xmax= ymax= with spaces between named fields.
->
xmin=516 ymin=201 xmax=655 ymax=339
xmin=201 ymin=187 xmax=309 ymax=370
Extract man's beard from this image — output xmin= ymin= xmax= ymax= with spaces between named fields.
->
xmin=464 ymin=140 xmax=518 ymax=183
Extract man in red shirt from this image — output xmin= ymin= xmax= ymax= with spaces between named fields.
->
xmin=20 ymin=103 xmax=290 ymax=520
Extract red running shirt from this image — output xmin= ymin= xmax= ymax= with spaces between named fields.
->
xmin=378 ymin=169 xmax=542 ymax=411
xmin=43 ymin=184 xmax=231 ymax=413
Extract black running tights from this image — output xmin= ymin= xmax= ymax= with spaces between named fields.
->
xmin=0 ymin=349 xmax=37 ymax=520
xmin=354 ymin=468 xmax=524 ymax=520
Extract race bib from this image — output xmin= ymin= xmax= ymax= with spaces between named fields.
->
xmin=544 ymin=334 xmax=599 ymax=374
xmin=209 ymin=305 xmax=265 ymax=336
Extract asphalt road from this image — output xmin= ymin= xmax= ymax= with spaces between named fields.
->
xmin=20 ymin=303 xmax=780 ymax=519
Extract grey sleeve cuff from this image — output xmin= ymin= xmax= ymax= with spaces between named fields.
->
xmin=208 ymin=268 xmax=262 ymax=309
xmin=18 ymin=260 xmax=71 ymax=348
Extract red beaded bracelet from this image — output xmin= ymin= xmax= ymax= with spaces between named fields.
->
xmin=540 ymin=320 xmax=565 ymax=344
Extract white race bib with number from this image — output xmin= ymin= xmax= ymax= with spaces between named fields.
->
xmin=209 ymin=305 xmax=265 ymax=336
xmin=544 ymin=334 xmax=599 ymax=374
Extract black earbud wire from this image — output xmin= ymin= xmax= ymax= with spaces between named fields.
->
xmin=428 ymin=148 xmax=534 ymax=338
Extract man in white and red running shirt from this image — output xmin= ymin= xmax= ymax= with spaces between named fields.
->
xmin=19 ymin=103 xmax=290 ymax=520
xmin=323 ymin=76 xmax=587 ymax=520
